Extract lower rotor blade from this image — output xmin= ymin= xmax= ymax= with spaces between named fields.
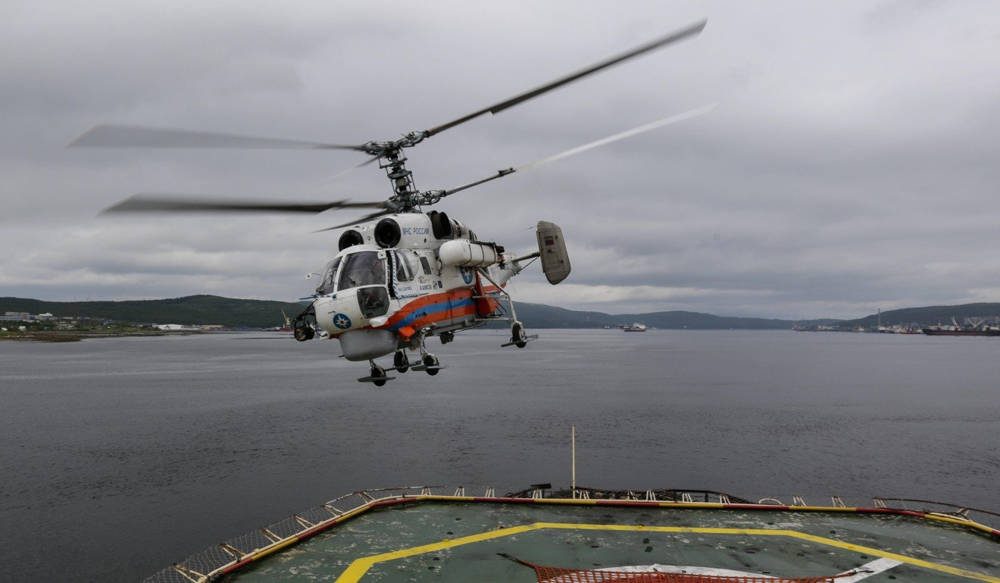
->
xmin=325 ymin=155 xmax=380 ymax=182
xmin=70 ymin=124 xmax=368 ymax=151
xmin=102 ymin=195 xmax=386 ymax=214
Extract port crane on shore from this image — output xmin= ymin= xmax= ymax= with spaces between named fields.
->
xmin=71 ymin=20 xmax=712 ymax=385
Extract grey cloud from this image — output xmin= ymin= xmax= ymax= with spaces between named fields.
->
xmin=3 ymin=0 xmax=1000 ymax=320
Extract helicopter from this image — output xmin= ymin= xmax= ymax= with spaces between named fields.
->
xmin=70 ymin=20 xmax=712 ymax=386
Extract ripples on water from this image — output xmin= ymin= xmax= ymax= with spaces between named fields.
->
xmin=1 ymin=330 xmax=998 ymax=581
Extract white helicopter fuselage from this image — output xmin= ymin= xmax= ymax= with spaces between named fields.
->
xmin=310 ymin=212 xmax=506 ymax=361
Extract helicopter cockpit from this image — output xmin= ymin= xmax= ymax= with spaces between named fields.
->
xmin=317 ymin=249 xmax=391 ymax=319
xmin=337 ymin=251 xmax=386 ymax=290
xmin=315 ymin=257 xmax=341 ymax=295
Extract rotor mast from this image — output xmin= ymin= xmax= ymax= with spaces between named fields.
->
xmin=365 ymin=130 xmax=475 ymax=212
xmin=362 ymin=131 xmax=432 ymax=212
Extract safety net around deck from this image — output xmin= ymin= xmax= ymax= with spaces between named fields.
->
xmin=500 ymin=552 xmax=836 ymax=582
xmin=533 ymin=570 xmax=833 ymax=582
xmin=526 ymin=564 xmax=834 ymax=583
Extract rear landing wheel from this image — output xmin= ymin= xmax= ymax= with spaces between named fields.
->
xmin=393 ymin=350 xmax=409 ymax=373
xmin=423 ymin=354 xmax=440 ymax=376
xmin=511 ymin=321 xmax=527 ymax=349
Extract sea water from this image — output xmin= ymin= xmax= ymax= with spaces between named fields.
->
xmin=1 ymin=330 xmax=997 ymax=581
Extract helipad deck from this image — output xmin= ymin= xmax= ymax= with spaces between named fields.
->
xmin=222 ymin=501 xmax=999 ymax=582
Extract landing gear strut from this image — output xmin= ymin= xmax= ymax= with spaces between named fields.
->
xmin=479 ymin=268 xmax=536 ymax=349
xmin=358 ymin=360 xmax=395 ymax=386
xmin=410 ymin=332 xmax=444 ymax=375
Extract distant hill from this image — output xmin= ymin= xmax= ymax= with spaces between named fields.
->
xmin=0 ymin=295 xmax=796 ymax=330
xmin=0 ymin=295 xmax=304 ymax=328
xmin=840 ymin=303 xmax=1000 ymax=328
xmin=7 ymin=295 xmax=1000 ymax=330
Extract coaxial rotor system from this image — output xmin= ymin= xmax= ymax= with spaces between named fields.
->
xmin=72 ymin=20 xmax=712 ymax=227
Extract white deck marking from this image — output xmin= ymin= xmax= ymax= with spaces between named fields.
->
xmin=836 ymin=558 xmax=903 ymax=581
xmin=600 ymin=565 xmax=774 ymax=577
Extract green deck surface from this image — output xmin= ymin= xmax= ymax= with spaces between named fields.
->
xmin=226 ymin=502 xmax=999 ymax=582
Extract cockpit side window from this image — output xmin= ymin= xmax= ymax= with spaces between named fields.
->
xmin=315 ymin=257 xmax=341 ymax=295
xmin=393 ymin=250 xmax=417 ymax=282
xmin=337 ymin=251 xmax=386 ymax=289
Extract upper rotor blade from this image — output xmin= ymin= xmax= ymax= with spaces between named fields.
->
xmin=441 ymin=104 xmax=716 ymax=198
xmin=423 ymin=20 xmax=706 ymax=137
xmin=519 ymin=103 xmax=716 ymax=171
xmin=70 ymin=125 xmax=368 ymax=151
xmin=102 ymin=195 xmax=386 ymax=214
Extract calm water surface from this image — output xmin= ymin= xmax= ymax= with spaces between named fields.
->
xmin=1 ymin=330 xmax=998 ymax=581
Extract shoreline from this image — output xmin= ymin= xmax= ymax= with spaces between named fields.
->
xmin=0 ymin=330 xmax=195 ymax=343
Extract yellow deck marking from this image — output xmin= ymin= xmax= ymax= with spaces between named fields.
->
xmin=417 ymin=495 xmax=1000 ymax=535
xmin=334 ymin=522 xmax=1000 ymax=583
xmin=335 ymin=524 xmax=537 ymax=581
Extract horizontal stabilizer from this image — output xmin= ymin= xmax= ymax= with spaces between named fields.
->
xmin=536 ymin=221 xmax=571 ymax=285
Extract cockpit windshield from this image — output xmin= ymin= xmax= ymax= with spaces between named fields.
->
xmin=337 ymin=251 xmax=386 ymax=290
xmin=315 ymin=257 xmax=342 ymax=295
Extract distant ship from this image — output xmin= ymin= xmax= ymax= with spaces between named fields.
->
xmin=923 ymin=318 xmax=1000 ymax=336
xmin=273 ymin=310 xmax=293 ymax=333
xmin=922 ymin=326 xmax=1000 ymax=336
xmin=622 ymin=322 xmax=647 ymax=332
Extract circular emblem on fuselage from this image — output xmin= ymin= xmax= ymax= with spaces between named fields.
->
xmin=333 ymin=313 xmax=352 ymax=330
xmin=461 ymin=267 xmax=474 ymax=285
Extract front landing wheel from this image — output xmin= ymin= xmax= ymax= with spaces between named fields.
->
xmin=370 ymin=365 xmax=387 ymax=387
xmin=293 ymin=325 xmax=314 ymax=342
xmin=393 ymin=351 xmax=410 ymax=373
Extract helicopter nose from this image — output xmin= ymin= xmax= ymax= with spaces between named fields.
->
xmin=315 ymin=294 xmax=366 ymax=335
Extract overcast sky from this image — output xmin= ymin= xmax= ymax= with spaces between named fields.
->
xmin=2 ymin=0 xmax=998 ymax=319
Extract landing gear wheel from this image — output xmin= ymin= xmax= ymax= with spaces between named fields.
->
xmin=423 ymin=354 xmax=440 ymax=376
xmin=370 ymin=365 xmax=387 ymax=387
xmin=511 ymin=321 xmax=527 ymax=348
xmin=393 ymin=351 xmax=410 ymax=373
xmin=293 ymin=325 xmax=314 ymax=342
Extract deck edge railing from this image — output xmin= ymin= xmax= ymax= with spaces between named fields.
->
xmin=141 ymin=487 xmax=999 ymax=583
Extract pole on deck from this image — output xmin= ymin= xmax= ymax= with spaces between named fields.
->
xmin=571 ymin=425 xmax=576 ymax=499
